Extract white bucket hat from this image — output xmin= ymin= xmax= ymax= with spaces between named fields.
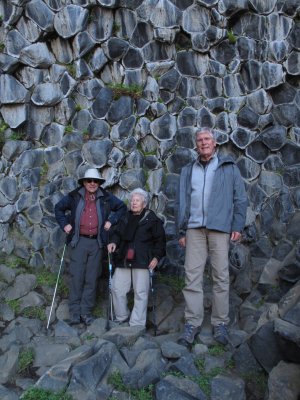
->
xmin=78 ymin=168 xmax=105 ymax=185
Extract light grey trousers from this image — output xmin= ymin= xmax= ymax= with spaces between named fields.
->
xmin=183 ymin=228 xmax=230 ymax=327
xmin=112 ymin=268 xmax=150 ymax=327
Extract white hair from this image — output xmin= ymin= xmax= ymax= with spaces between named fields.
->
xmin=195 ymin=128 xmax=216 ymax=140
xmin=129 ymin=188 xmax=149 ymax=206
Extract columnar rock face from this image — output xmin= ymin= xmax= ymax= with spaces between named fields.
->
xmin=0 ymin=0 xmax=299 ymax=397
xmin=1 ymin=0 xmax=299 ymax=273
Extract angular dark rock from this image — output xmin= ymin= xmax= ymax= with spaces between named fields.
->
xmin=72 ymin=31 xmax=95 ymax=60
xmin=268 ymin=40 xmax=288 ymax=62
xmin=131 ymin=21 xmax=153 ymax=48
xmin=122 ymin=348 xmax=167 ymax=389
xmin=210 ymin=375 xmax=246 ymax=400
xmin=237 ymin=106 xmax=259 ymax=129
xmin=54 ymin=4 xmax=88 ymax=39
xmin=91 ymin=87 xmax=113 ymax=119
xmin=261 ymin=125 xmax=286 ymax=151
xmin=196 ymin=107 xmax=215 ymax=128
xmin=159 ymin=68 xmax=181 ymax=92
xmin=182 ymin=3 xmax=210 ymax=34
xmin=233 ymin=13 xmax=267 ymax=41
xmin=231 ymin=128 xmax=255 ymax=149
xmin=168 ymin=354 xmax=200 ymax=378
xmin=0 ymin=74 xmax=29 ymax=104
xmin=274 ymin=318 xmax=300 ymax=363
xmin=223 ymin=74 xmax=246 ymax=97
xmin=6 ymin=29 xmax=30 ymax=58
xmin=248 ymin=321 xmax=284 ymax=372
xmin=119 ymin=169 xmax=146 ymax=190
xmin=211 ymin=40 xmax=236 ymax=65
xmin=288 ymin=20 xmax=300 ymax=50
xmin=280 ymin=142 xmax=300 ymax=166
xmin=246 ymin=140 xmax=269 ymax=163
xmin=176 ymin=127 xmax=195 ymax=149
xmin=31 ymin=83 xmax=63 ymax=106
xmin=165 ymin=147 xmax=196 ymax=174
xmin=111 ymin=115 xmax=136 ymax=141
xmin=177 ymin=51 xmax=209 ymax=77
xmin=149 ymin=0 xmax=182 ymax=28
xmin=273 ymin=104 xmax=300 ymax=127
xmin=25 ymin=0 xmax=54 ymax=32
xmin=202 ymin=75 xmax=222 ymax=99
xmin=88 ymin=7 xmax=113 ymax=42
xmin=270 ymin=82 xmax=297 ymax=105
xmin=143 ymin=41 xmax=174 ymax=63
xmin=20 ymin=43 xmax=55 ymax=68
xmin=123 ymin=47 xmax=144 ymax=68
xmin=150 ymin=113 xmax=177 ymax=141
xmin=156 ymin=375 xmax=207 ymax=400
xmin=105 ymin=37 xmax=129 ymax=60
xmin=240 ymin=60 xmax=261 ymax=92
xmin=267 ymin=360 xmax=300 ymax=400
xmin=286 ymin=51 xmax=300 ymax=75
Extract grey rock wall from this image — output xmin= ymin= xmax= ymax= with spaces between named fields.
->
xmin=0 ymin=1 xmax=299 ymax=299
xmin=0 ymin=2 xmax=300 ymax=399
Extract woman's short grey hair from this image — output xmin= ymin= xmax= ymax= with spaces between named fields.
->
xmin=195 ymin=128 xmax=215 ymax=140
xmin=129 ymin=188 xmax=149 ymax=206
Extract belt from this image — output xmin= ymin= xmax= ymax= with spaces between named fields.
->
xmin=80 ymin=234 xmax=97 ymax=239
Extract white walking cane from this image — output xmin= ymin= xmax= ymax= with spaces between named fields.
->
xmin=47 ymin=244 xmax=66 ymax=329
xmin=106 ymin=251 xmax=114 ymax=330
xmin=149 ymin=269 xmax=157 ymax=336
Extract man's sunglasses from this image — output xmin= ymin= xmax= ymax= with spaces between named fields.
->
xmin=85 ymin=179 xmax=99 ymax=183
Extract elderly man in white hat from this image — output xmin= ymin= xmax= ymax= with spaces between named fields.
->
xmin=55 ymin=168 xmax=126 ymax=326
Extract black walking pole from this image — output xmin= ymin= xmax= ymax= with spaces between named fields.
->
xmin=149 ymin=269 xmax=157 ymax=336
xmin=106 ymin=251 xmax=114 ymax=331
xmin=47 ymin=244 xmax=66 ymax=329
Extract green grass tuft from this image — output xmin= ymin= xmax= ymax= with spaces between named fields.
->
xmin=21 ymin=387 xmax=73 ymax=400
xmin=18 ymin=348 xmax=35 ymax=374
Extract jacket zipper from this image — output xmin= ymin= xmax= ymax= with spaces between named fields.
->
xmin=202 ymin=164 xmax=207 ymax=226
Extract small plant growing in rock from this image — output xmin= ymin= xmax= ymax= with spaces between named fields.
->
xmin=64 ymin=124 xmax=73 ymax=134
xmin=242 ymin=371 xmax=268 ymax=399
xmin=108 ymin=83 xmax=143 ymax=100
xmin=23 ymin=306 xmax=46 ymax=321
xmin=10 ymin=130 xmax=24 ymax=140
xmin=92 ymin=303 xmax=104 ymax=318
xmin=112 ymin=21 xmax=121 ymax=36
xmin=0 ymin=42 xmax=5 ymax=52
xmin=194 ymin=356 xmax=236 ymax=396
xmin=2 ymin=254 xmax=28 ymax=269
xmin=208 ymin=344 xmax=226 ymax=356
xmin=36 ymin=270 xmax=69 ymax=297
xmin=82 ymin=128 xmax=90 ymax=141
xmin=5 ymin=299 xmax=21 ymax=314
xmin=157 ymin=272 xmax=185 ymax=294
xmin=227 ymin=29 xmax=237 ymax=44
xmin=0 ymin=120 xmax=9 ymax=149
xmin=75 ymin=103 xmax=83 ymax=112
xmin=18 ymin=348 xmax=35 ymax=375
xmin=108 ymin=370 xmax=154 ymax=399
xmin=20 ymin=387 xmax=73 ymax=400
xmin=82 ymin=333 xmax=96 ymax=341
xmin=66 ymin=63 xmax=76 ymax=78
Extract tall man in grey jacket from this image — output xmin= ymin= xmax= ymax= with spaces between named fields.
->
xmin=176 ymin=128 xmax=247 ymax=346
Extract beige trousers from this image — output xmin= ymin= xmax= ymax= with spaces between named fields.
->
xmin=183 ymin=228 xmax=230 ymax=327
xmin=112 ymin=268 xmax=150 ymax=327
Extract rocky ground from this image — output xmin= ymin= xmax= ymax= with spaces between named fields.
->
xmin=1 ymin=260 xmax=300 ymax=400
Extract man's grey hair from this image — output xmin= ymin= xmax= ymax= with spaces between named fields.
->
xmin=195 ymin=128 xmax=216 ymax=140
xmin=129 ymin=188 xmax=149 ymax=206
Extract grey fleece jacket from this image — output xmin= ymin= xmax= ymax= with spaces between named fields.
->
xmin=176 ymin=153 xmax=248 ymax=237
